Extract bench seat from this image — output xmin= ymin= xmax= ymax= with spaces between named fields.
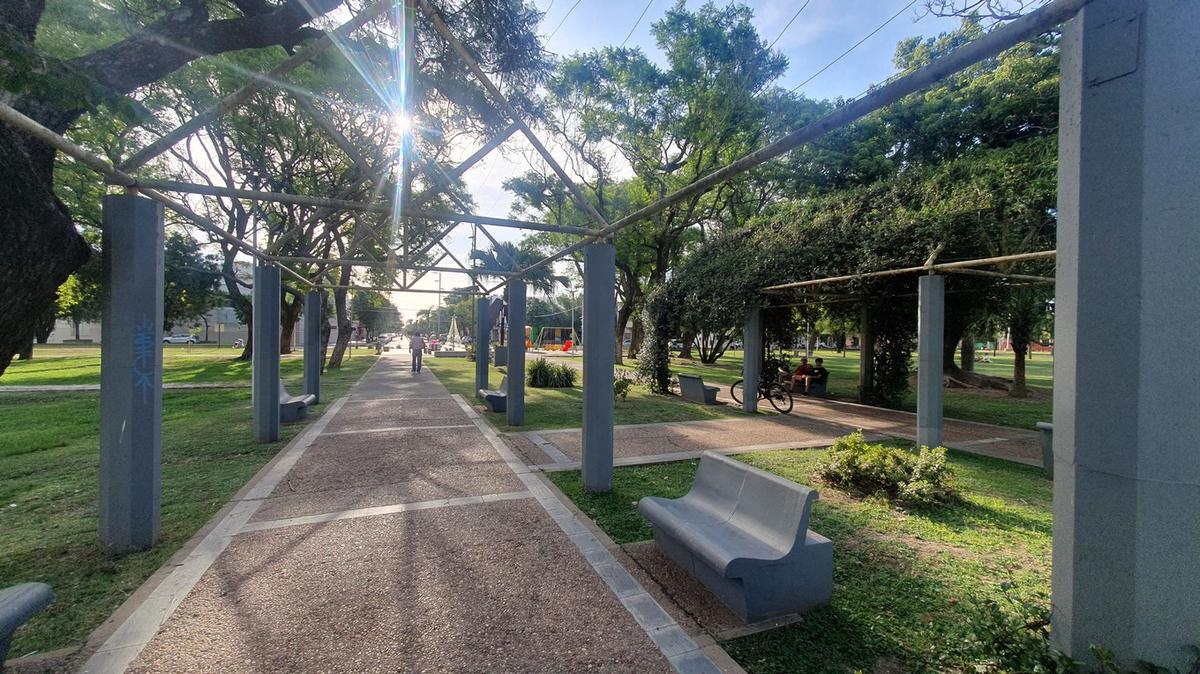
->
xmin=478 ymin=376 xmax=507 ymax=413
xmin=639 ymin=451 xmax=832 ymax=622
xmin=678 ymin=373 xmax=719 ymax=404
xmin=279 ymin=381 xmax=317 ymax=423
xmin=1 ymin=583 xmax=53 ymax=665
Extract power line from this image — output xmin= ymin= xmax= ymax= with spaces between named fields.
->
xmin=620 ymin=0 xmax=655 ymax=47
xmin=767 ymin=0 xmax=812 ymax=51
xmin=790 ymin=0 xmax=918 ymax=94
xmin=547 ymin=0 xmax=584 ymax=40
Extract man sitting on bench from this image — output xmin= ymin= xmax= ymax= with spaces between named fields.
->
xmin=780 ymin=357 xmax=813 ymax=392
xmin=798 ymin=357 xmax=829 ymax=395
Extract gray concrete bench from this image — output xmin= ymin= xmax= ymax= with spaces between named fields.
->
xmin=1036 ymin=421 xmax=1053 ymax=479
xmin=279 ymin=381 xmax=316 ymax=423
xmin=638 ymin=451 xmax=833 ymax=622
xmin=479 ymin=376 xmax=507 ymax=413
xmin=1 ymin=583 xmax=53 ymax=665
xmin=678 ymin=373 xmax=719 ymax=404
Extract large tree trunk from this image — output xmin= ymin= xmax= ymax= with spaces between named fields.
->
xmin=1011 ymin=342 xmax=1029 ymax=398
xmin=627 ymin=314 xmax=643 ymax=360
xmin=326 ymin=277 xmax=352 ymax=368
xmin=280 ymin=293 xmax=302 ymax=355
xmin=17 ymin=336 xmax=34 ymax=361
xmin=0 ymin=125 xmax=90 ymax=374
xmin=614 ymin=299 xmax=633 ymax=366
xmin=960 ymin=334 xmax=975 ymax=372
xmin=678 ymin=329 xmax=695 ymax=359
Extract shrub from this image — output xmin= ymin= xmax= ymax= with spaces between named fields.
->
xmin=815 ymin=431 xmax=958 ymax=506
xmin=527 ymin=359 xmax=577 ymax=388
xmin=613 ymin=373 xmax=633 ymax=401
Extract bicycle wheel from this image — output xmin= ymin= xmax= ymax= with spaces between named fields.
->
xmin=766 ymin=383 xmax=794 ymax=414
xmin=730 ymin=380 xmax=745 ymax=404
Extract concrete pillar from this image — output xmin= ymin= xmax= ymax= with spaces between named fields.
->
xmin=252 ymin=263 xmax=281 ymax=443
xmin=741 ymin=307 xmax=762 ymax=413
xmin=1053 ymin=1 xmax=1200 ymax=667
xmin=858 ymin=304 xmax=875 ymax=404
xmin=506 ymin=280 xmax=526 ymax=426
xmin=475 ymin=296 xmax=490 ymax=395
xmin=303 ymin=291 xmax=321 ymax=403
xmin=99 ymin=194 xmax=164 ymax=552
xmin=916 ymin=275 xmax=943 ymax=448
xmin=582 ymin=242 xmax=616 ymax=492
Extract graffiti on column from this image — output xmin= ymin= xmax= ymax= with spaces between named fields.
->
xmin=133 ymin=315 xmax=157 ymax=404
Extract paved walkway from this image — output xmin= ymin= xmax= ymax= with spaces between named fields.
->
xmin=82 ymin=354 xmax=729 ymax=673
xmin=513 ymin=361 xmax=1041 ymax=470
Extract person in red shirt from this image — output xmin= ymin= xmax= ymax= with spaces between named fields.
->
xmin=780 ymin=357 xmax=813 ymax=391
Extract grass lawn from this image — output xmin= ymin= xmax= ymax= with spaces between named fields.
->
xmin=0 ymin=343 xmax=375 ymax=387
xmin=425 ymin=355 xmax=745 ymax=432
xmin=548 ymin=446 xmax=1052 ymax=673
xmin=0 ymin=352 xmax=376 ymax=657
xmin=580 ymin=348 xmax=1053 ymax=430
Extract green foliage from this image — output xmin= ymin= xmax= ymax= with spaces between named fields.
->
xmin=816 ymin=431 xmax=958 ymax=506
xmin=613 ymin=372 xmax=633 ymax=402
xmin=163 ymin=231 xmax=223 ymax=331
xmin=527 ymin=359 xmax=577 ymax=388
xmin=636 ymin=284 xmax=681 ymax=393
xmin=350 ymin=291 xmax=401 ymax=338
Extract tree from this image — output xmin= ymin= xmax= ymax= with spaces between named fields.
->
xmin=350 ymin=291 xmax=401 ymax=339
xmin=163 ymin=231 xmax=223 ymax=333
xmin=469 ymin=241 xmax=568 ymax=295
xmin=0 ymin=0 xmax=551 ymax=373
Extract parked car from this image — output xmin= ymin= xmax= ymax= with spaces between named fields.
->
xmin=163 ymin=334 xmax=197 ymax=344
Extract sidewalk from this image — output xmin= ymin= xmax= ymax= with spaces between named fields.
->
xmin=81 ymin=354 xmax=729 ymax=673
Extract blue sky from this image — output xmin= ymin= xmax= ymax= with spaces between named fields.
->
xmin=394 ymin=0 xmax=970 ymax=315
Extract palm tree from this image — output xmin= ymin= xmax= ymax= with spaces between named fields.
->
xmin=469 ymin=241 xmax=568 ymax=295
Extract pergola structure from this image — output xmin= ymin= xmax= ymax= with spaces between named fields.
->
xmin=754 ymin=249 xmax=1057 ymax=449
xmin=1 ymin=0 xmax=1196 ymax=666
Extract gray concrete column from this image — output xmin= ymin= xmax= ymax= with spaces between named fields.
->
xmin=582 ymin=242 xmax=616 ymax=492
xmin=741 ymin=307 xmax=762 ymax=413
xmin=99 ymin=194 xmax=164 ymax=552
xmin=916 ymin=274 xmax=944 ymax=448
xmin=475 ymin=296 xmax=490 ymax=395
xmin=506 ymin=280 xmax=526 ymax=426
xmin=858 ymin=304 xmax=875 ymax=404
xmin=252 ymin=263 xmax=281 ymax=443
xmin=1052 ymin=1 xmax=1200 ymax=667
xmin=303 ymin=291 xmax=321 ymax=403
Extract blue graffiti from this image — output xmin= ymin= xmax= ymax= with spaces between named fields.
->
xmin=133 ymin=316 xmax=157 ymax=404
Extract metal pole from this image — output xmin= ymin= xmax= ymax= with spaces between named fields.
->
xmin=742 ymin=307 xmax=762 ymax=413
xmin=304 ymin=291 xmax=321 ymax=403
xmin=475 ymin=296 xmax=490 ymax=395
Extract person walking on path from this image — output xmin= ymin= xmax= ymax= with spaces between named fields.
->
xmin=410 ymin=332 xmax=426 ymax=373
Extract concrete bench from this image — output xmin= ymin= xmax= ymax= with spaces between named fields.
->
xmin=638 ymin=451 xmax=832 ymax=623
xmin=1036 ymin=421 xmax=1053 ymax=479
xmin=479 ymin=376 xmax=507 ymax=413
xmin=678 ymin=373 xmax=719 ymax=404
xmin=1 ymin=583 xmax=53 ymax=665
xmin=279 ymin=381 xmax=316 ymax=423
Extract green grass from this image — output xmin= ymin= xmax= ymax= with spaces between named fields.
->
xmin=425 ymin=355 xmax=746 ymax=432
xmin=0 ymin=343 xmax=382 ymax=387
xmin=576 ymin=348 xmax=1053 ymax=430
xmin=548 ymin=446 xmax=1052 ymax=673
xmin=0 ymin=353 xmax=376 ymax=657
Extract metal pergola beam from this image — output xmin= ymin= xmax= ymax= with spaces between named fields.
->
xmin=118 ymin=0 xmax=391 ymax=171
xmin=266 ymin=254 xmax=514 ymax=275
xmin=314 ymin=284 xmax=480 ymax=296
xmin=760 ymin=250 xmax=1057 ymax=293
xmin=487 ymin=0 xmax=1088 ymax=294
xmin=417 ymin=0 xmax=612 ymax=232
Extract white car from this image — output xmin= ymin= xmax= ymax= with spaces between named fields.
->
xmin=163 ymin=334 xmax=197 ymax=344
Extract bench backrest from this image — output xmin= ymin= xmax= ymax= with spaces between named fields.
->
xmin=278 ymin=380 xmax=291 ymax=399
xmin=678 ymin=374 xmax=706 ymax=396
xmin=499 ymin=376 xmax=508 ymax=392
xmin=687 ymin=451 xmax=817 ymax=557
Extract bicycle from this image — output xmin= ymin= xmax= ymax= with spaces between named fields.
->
xmin=729 ymin=377 xmax=794 ymax=414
